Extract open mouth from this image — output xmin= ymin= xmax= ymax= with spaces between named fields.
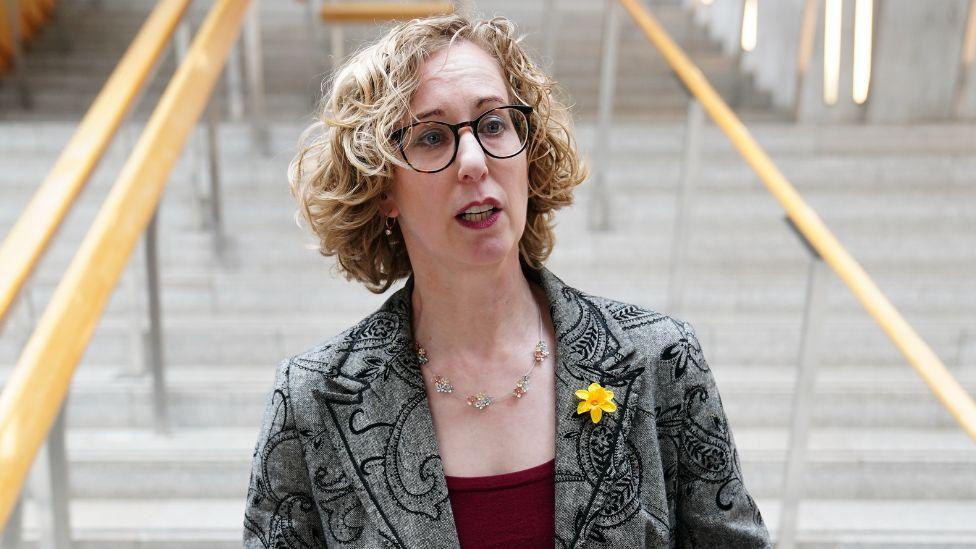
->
xmin=457 ymin=207 xmax=499 ymax=222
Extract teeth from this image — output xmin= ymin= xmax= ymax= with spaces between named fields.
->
xmin=461 ymin=210 xmax=494 ymax=222
xmin=463 ymin=204 xmax=494 ymax=214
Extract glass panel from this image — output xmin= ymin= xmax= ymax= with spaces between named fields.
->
xmin=478 ymin=107 xmax=528 ymax=158
xmin=402 ymin=122 xmax=455 ymax=171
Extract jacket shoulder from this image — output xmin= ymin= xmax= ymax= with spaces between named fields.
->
xmin=574 ymin=291 xmax=712 ymax=396
xmin=583 ymin=292 xmax=694 ymax=351
xmin=283 ymin=288 xmax=411 ymax=386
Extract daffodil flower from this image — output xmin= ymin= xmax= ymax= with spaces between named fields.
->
xmin=575 ymin=382 xmax=617 ymax=424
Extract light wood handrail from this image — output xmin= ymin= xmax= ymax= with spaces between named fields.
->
xmin=0 ymin=0 xmax=252 ymax=527
xmin=0 ymin=0 xmax=56 ymax=73
xmin=0 ymin=4 xmax=12 ymax=71
xmin=321 ymin=1 xmax=453 ymax=23
xmin=19 ymin=0 xmax=46 ymax=39
xmin=618 ymin=0 xmax=976 ymax=442
xmin=0 ymin=0 xmax=192 ymax=326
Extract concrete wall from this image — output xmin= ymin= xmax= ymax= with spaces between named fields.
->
xmin=868 ymin=0 xmax=970 ymax=121
xmin=686 ymin=0 xmax=975 ymax=122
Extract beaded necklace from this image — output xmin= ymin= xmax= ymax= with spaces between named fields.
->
xmin=414 ymin=303 xmax=550 ymax=411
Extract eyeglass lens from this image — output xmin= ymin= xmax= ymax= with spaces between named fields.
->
xmin=399 ymin=107 xmax=529 ymax=172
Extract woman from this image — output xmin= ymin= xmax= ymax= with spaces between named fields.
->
xmin=243 ymin=13 xmax=770 ymax=549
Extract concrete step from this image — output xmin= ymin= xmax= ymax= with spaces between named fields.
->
xmin=2 ymin=263 xmax=973 ymax=360
xmin=3 ymin=1 xmax=771 ymax=121
xmin=17 ymin=498 xmax=243 ymax=549
xmin=4 ymin=185 xmax=973 ymax=252
xmin=5 ymin=132 xmax=975 ymax=195
xmin=5 ymin=210 xmax=972 ymax=271
xmin=14 ymin=423 xmax=962 ymax=499
xmin=4 ymin=120 xmax=975 ymax=157
xmin=0 ymin=0 xmax=972 ymax=536
xmin=2 ymin=364 xmax=973 ymax=431
xmin=10 ymin=264 xmax=975 ymax=318
xmin=4 ymin=315 xmax=954 ymax=369
xmin=757 ymin=499 xmax=976 ymax=548
xmin=12 ymin=497 xmax=975 ymax=548
xmin=4 ymin=255 xmax=973 ymax=348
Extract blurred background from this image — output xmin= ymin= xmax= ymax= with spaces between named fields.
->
xmin=0 ymin=0 xmax=974 ymax=546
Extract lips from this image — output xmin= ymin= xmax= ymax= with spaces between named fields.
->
xmin=455 ymin=198 xmax=502 ymax=217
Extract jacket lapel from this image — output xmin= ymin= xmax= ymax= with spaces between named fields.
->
xmin=311 ymin=267 xmax=644 ymax=549
xmin=534 ymin=268 xmax=644 ymax=549
xmin=309 ymin=275 xmax=460 ymax=548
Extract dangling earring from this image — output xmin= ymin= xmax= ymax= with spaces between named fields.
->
xmin=384 ymin=216 xmax=397 ymax=243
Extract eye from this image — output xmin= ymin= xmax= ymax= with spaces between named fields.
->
xmin=480 ymin=116 xmax=508 ymax=136
xmin=412 ymin=127 xmax=448 ymax=147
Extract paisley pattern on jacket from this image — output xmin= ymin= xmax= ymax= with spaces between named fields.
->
xmin=243 ymin=266 xmax=771 ymax=548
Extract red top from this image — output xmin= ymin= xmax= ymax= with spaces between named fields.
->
xmin=444 ymin=458 xmax=556 ymax=549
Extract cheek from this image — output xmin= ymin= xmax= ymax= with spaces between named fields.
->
xmin=514 ymin=161 xmax=531 ymax=210
xmin=391 ymin=171 xmax=454 ymax=230
xmin=389 ymin=170 xmax=424 ymax=212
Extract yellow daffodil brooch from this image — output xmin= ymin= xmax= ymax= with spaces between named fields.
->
xmin=575 ymin=382 xmax=617 ymax=424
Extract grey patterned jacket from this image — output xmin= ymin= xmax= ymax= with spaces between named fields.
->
xmin=243 ymin=266 xmax=772 ymax=548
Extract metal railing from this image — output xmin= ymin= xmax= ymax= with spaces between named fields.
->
xmin=0 ymin=0 xmax=257 ymax=542
xmin=597 ymin=0 xmax=976 ymax=546
xmin=0 ymin=0 xmax=193 ymax=328
xmin=612 ymin=0 xmax=976 ymax=440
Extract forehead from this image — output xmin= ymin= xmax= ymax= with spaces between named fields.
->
xmin=410 ymin=40 xmax=509 ymax=114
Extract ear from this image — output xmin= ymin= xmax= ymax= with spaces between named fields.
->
xmin=378 ymin=192 xmax=399 ymax=218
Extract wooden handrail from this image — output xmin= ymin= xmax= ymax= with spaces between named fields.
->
xmin=0 ymin=0 xmax=192 ymax=326
xmin=19 ymin=0 xmax=47 ymax=39
xmin=321 ymin=1 xmax=453 ymax=23
xmin=0 ymin=0 xmax=252 ymax=527
xmin=618 ymin=0 xmax=976 ymax=442
xmin=0 ymin=3 xmax=12 ymax=72
xmin=0 ymin=0 xmax=55 ymax=72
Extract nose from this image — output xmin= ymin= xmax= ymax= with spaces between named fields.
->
xmin=456 ymin=127 xmax=487 ymax=184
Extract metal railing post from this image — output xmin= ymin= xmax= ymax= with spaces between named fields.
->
xmin=728 ymin=0 xmax=747 ymax=109
xmin=542 ymin=0 xmax=558 ymax=72
xmin=225 ymin=42 xmax=245 ymax=121
xmin=174 ymin=19 xmax=211 ymax=232
xmin=328 ymin=0 xmax=346 ymax=73
xmin=31 ymin=403 xmax=72 ymax=549
xmin=590 ymin=0 xmax=620 ymax=231
xmin=793 ymin=0 xmax=820 ymax=121
xmin=777 ymin=216 xmax=829 ymax=549
xmin=4 ymin=0 xmax=33 ymax=109
xmin=205 ymin=94 xmax=226 ymax=258
xmin=144 ymin=212 xmax=169 ymax=434
xmin=243 ymin=0 xmax=270 ymax=155
xmin=305 ymin=0 xmax=325 ymax=108
xmin=0 ymin=286 xmax=38 ymax=549
xmin=0 ymin=496 xmax=24 ymax=548
xmin=49 ymin=0 xmax=72 ymax=55
xmin=666 ymin=97 xmax=703 ymax=315
xmin=959 ymin=329 xmax=972 ymax=368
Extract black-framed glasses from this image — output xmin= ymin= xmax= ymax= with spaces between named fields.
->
xmin=389 ymin=105 xmax=533 ymax=173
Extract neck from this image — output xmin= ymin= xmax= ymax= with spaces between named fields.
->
xmin=409 ymin=253 xmax=541 ymax=373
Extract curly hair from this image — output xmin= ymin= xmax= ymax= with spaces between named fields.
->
xmin=288 ymin=13 xmax=587 ymax=293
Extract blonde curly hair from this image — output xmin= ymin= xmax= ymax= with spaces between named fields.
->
xmin=289 ymin=13 xmax=587 ymax=293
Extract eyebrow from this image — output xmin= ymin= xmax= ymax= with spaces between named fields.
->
xmin=414 ymin=95 xmax=507 ymax=121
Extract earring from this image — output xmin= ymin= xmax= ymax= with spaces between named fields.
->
xmin=383 ymin=217 xmax=396 ymax=246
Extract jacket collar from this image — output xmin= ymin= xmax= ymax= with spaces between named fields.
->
xmin=307 ymin=265 xmax=645 ymax=548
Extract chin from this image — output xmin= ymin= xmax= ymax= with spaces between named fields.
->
xmin=457 ymin=237 xmax=519 ymax=268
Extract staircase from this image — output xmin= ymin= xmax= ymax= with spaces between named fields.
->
xmin=1 ymin=0 xmax=975 ymax=547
